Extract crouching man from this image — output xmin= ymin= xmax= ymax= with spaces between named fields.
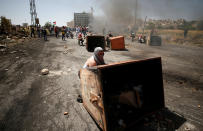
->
xmin=77 ymin=47 xmax=105 ymax=103
xmin=83 ymin=47 xmax=105 ymax=68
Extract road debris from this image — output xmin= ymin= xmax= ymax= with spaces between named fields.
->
xmin=41 ymin=68 xmax=49 ymax=75
xmin=0 ymin=44 xmax=7 ymax=52
xmin=77 ymin=95 xmax=83 ymax=103
xmin=63 ymin=51 xmax=68 ymax=54
xmin=63 ymin=49 xmax=73 ymax=54
xmin=192 ymin=88 xmax=197 ymax=92
xmin=0 ymin=44 xmax=7 ymax=48
xmin=64 ymin=112 xmax=69 ymax=115
xmin=48 ymin=70 xmax=68 ymax=76
xmin=10 ymin=51 xmax=17 ymax=54
xmin=178 ymin=81 xmax=183 ymax=84
xmin=185 ymin=127 xmax=191 ymax=131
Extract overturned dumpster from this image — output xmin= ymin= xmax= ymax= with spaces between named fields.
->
xmin=110 ymin=36 xmax=125 ymax=50
xmin=86 ymin=35 xmax=106 ymax=52
xmin=80 ymin=57 xmax=165 ymax=131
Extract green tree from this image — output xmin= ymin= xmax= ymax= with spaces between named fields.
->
xmin=44 ymin=22 xmax=52 ymax=29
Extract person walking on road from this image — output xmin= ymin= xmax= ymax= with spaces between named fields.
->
xmin=37 ymin=26 xmax=41 ymax=38
xmin=78 ymin=32 xmax=84 ymax=46
xmin=54 ymin=26 xmax=59 ymax=38
xmin=61 ymin=26 xmax=66 ymax=41
xmin=31 ymin=26 xmax=35 ymax=37
xmin=42 ymin=27 xmax=47 ymax=41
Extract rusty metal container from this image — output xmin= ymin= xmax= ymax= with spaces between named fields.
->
xmin=80 ymin=57 xmax=165 ymax=131
xmin=86 ymin=35 xmax=106 ymax=52
xmin=110 ymin=36 xmax=125 ymax=50
xmin=147 ymin=35 xmax=162 ymax=46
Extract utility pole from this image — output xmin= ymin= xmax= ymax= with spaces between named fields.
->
xmin=134 ymin=0 xmax=138 ymax=25
xmin=91 ymin=7 xmax=94 ymax=16
xmin=142 ymin=16 xmax=147 ymax=35
xmin=29 ymin=0 xmax=37 ymax=26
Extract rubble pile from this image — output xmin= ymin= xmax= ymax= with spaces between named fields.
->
xmin=0 ymin=16 xmax=31 ymax=49
xmin=0 ymin=31 xmax=30 ymax=45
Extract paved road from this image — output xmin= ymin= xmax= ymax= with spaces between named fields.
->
xmin=0 ymin=36 xmax=203 ymax=131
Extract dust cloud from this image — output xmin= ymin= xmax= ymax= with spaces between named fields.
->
xmin=89 ymin=0 xmax=203 ymax=34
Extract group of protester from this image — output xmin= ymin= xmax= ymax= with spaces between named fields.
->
xmin=30 ymin=26 xmax=76 ymax=41
xmin=30 ymin=26 xmax=48 ymax=41
xmin=55 ymin=26 xmax=75 ymax=41
xmin=75 ymin=26 xmax=88 ymax=37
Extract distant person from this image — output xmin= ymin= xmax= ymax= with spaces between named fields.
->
xmin=130 ymin=32 xmax=135 ymax=42
xmin=184 ymin=29 xmax=188 ymax=38
xmin=54 ymin=26 xmax=59 ymax=38
xmin=106 ymin=32 xmax=113 ymax=47
xmin=76 ymin=26 xmax=80 ymax=37
xmin=61 ymin=26 xmax=66 ymax=41
xmin=69 ymin=31 xmax=74 ymax=39
xmin=82 ymin=27 xmax=87 ymax=37
xmin=84 ymin=27 xmax=87 ymax=36
xmin=31 ymin=27 xmax=35 ymax=37
xmin=78 ymin=32 xmax=84 ymax=46
xmin=37 ymin=27 xmax=41 ymax=38
xmin=42 ymin=28 xmax=47 ymax=41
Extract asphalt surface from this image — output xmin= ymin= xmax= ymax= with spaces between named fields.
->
xmin=0 ymin=36 xmax=203 ymax=131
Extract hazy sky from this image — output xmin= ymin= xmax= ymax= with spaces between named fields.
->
xmin=0 ymin=0 xmax=202 ymax=26
xmin=0 ymin=0 xmax=99 ymax=26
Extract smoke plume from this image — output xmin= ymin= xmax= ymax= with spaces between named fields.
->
xmin=89 ymin=0 xmax=203 ymax=34
xmin=90 ymin=0 xmax=139 ymax=35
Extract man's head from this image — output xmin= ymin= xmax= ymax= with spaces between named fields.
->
xmin=93 ymin=47 xmax=105 ymax=65
xmin=94 ymin=47 xmax=104 ymax=57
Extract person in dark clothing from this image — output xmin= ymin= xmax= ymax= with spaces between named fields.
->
xmin=31 ymin=27 xmax=35 ymax=37
xmin=130 ymin=32 xmax=135 ymax=42
xmin=42 ymin=28 xmax=47 ymax=41
xmin=54 ymin=26 xmax=59 ymax=38
xmin=184 ymin=29 xmax=188 ymax=38
xmin=106 ymin=32 xmax=113 ymax=47
xmin=61 ymin=26 xmax=66 ymax=41
xmin=37 ymin=27 xmax=41 ymax=38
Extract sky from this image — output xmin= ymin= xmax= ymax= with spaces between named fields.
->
xmin=0 ymin=0 xmax=100 ymax=26
xmin=0 ymin=0 xmax=203 ymax=26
